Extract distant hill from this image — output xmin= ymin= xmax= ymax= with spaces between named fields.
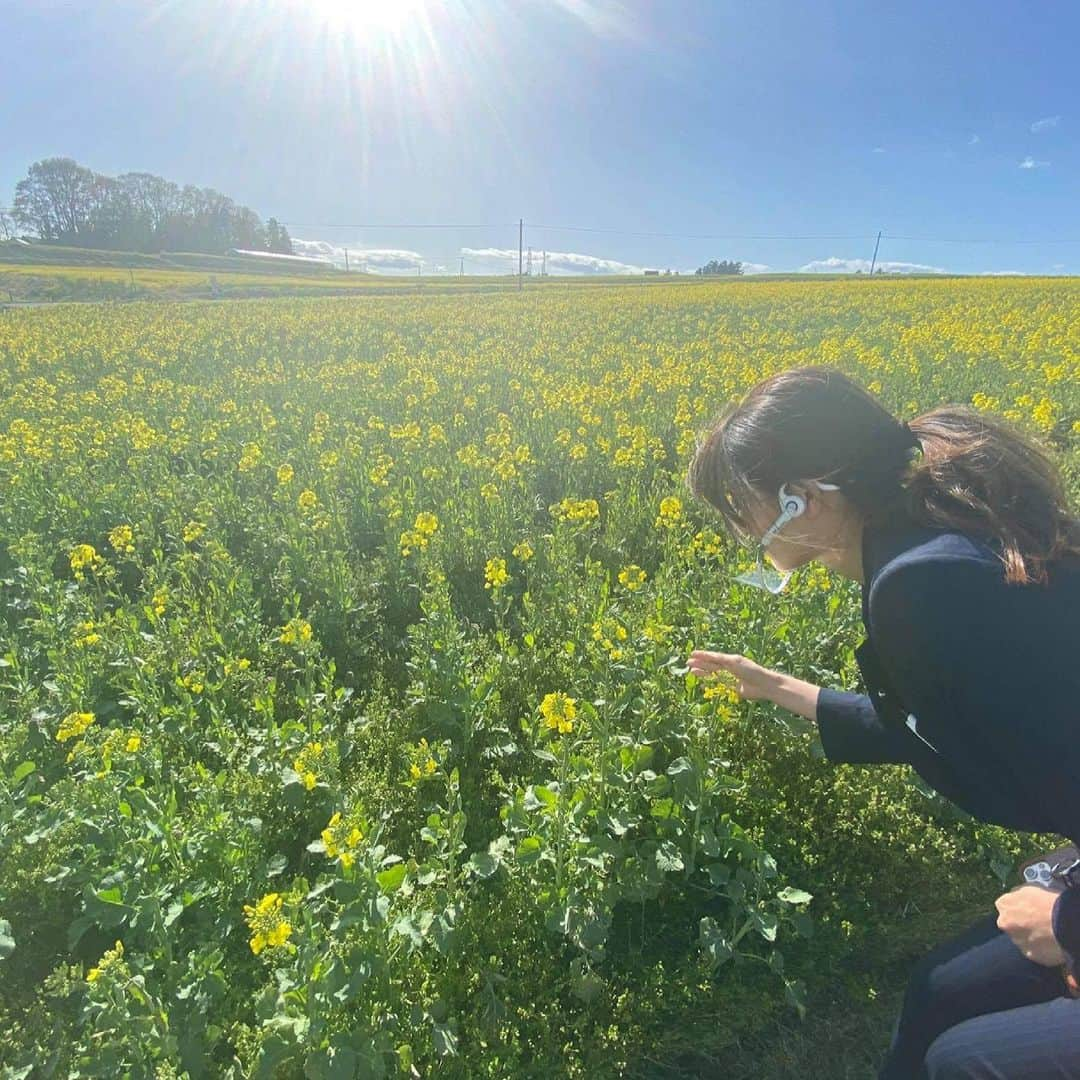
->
xmin=0 ymin=240 xmax=344 ymax=277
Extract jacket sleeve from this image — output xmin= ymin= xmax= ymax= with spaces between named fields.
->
xmin=868 ymin=556 xmax=1080 ymax=967
xmin=815 ymin=688 xmax=914 ymax=765
xmin=1053 ymin=887 xmax=1080 ymax=977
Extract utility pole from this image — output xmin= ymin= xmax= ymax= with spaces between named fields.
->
xmin=869 ymin=231 xmax=882 ymax=276
xmin=542 ymin=250 xmax=547 ymax=277
xmin=527 ymin=247 xmax=533 ymax=276
xmin=518 ymin=218 xmax=523 ymax=290
xmin=460 ymin=256 xmax=464 ymax=276
xmin=344 ymin=248 xmax=349 ymax=273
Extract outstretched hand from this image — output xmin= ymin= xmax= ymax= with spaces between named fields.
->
xmin=685 ymin=650 xmax=778 ymax=703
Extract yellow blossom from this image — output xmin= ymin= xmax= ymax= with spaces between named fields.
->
xmin=108 ymin=524 xmax=135 ymax=554
xmin=86 ymin=939 xmax=125 ymax=983
xmin=414 ymin=511 xmax=439 ymax=536
xmin=243 ymin=892 xmax=293 ymax=955
xmin=321 ymin=810 xmax=365 ymax=869
xmin=655 ymin=496 xmax=683 ymax=528
xmin=57 ymin=711 xmax=95 ymax=743
xmin=539 ymin=692 xmax=578 ymax=735
xmin=69 ymin=544 xmax=105 ymax=581
xmin=484 ymin=557 xmax=509 ymax=590
xmin=279 ymin=617 xmax=313 ymax=646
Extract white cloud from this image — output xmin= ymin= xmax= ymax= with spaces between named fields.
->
xmin=739 ymin=262 xmax=771 ymax=274
xmin=872 ymin=146 xmax=886 ymax=153
xmin=1030 ymin=115 xmax=1061 ymax=133
xmin=461 ymin=246 xmax=649 ymax=275
xmin=968 ymin=133 xmax=980 ymax=145
xmin=798 ymin=256 xmax=947 ymax=275
xmin=977 ymin=270 xmax=1025 ymax=276
xmin=1019 ymin=156 xmax=1050 ymax=169
xmin=291 ymin=238 xmax=425 ymax=271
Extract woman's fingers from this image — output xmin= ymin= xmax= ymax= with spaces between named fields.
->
xmin=687 ymin=650 xmax=746 ymax=675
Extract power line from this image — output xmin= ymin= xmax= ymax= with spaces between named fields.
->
xmin=276 ymin=219 xmax=1080 ymax=245
xmin=530 ymin=223 xmax=875 ymax=241
xmin=280 ymin=221 xmax=514 ymax=230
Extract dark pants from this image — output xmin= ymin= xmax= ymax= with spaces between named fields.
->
xmin=879 ymin=911 xmax=1080 ymax=1078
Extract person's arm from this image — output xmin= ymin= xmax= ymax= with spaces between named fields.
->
xmin=814 ymin=687 xmax=915 ymax=764
xmin=686 ymin=651 xmax=913 ymax=765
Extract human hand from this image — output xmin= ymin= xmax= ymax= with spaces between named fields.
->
xmin=685 ymin=650 xmax=779 ymax=703
xmin=994 ymin=884 xmax=1068 ymax=967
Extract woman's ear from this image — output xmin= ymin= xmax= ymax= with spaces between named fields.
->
xmin=796 ymin=483 xmax=824 ymax=519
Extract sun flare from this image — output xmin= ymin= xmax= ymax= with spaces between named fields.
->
xmin=307 ymin=0 xmax=430 ymax=34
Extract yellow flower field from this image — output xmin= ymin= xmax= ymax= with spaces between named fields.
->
xmin=0 ymin=277 xmax=1076 ymax=1075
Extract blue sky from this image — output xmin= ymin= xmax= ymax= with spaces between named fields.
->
xmin=3 ymin=0 xmax=1077 ymax=275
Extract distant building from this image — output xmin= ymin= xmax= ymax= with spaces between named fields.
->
xmin=644 ymin=269 xmax=660 ymax=276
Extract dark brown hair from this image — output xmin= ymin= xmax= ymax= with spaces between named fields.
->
xmin=687 ymin=365 xmax=1080 ymax=586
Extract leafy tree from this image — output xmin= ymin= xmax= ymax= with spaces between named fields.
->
xmin=13 ymin=157 xmax=99 ymax=242
xmin=266 ymin=217 xmax=294 ymax=255
xmin=8 ymin=157 xmax=290 ymax=255
xmin=695 ymin=259 xmax=743 ymax=276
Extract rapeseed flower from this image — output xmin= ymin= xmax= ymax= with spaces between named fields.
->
xmin=539 ymin=692 xmax=577 ymax=735
xmin=484 ymin=557 xmax=509 ymax=591
xmin=86 ymin=939 xmax=126 ymax=983
xmin=243 ymin=892 xmax=293 ymax=955
xmin=57 ymin=711 xmax=95 ymax=742
xmin=69 ymin=544 xmax=104 ymax=581
xmin=108 ymin=524 xmax=135 ymax=554
xmin=655 ymin=496 xmax=683 ymax=528
xmin=321 ymin=811 xmax=365 ymax=868
xmin=279 ymin=617 xmax=313 ymax=646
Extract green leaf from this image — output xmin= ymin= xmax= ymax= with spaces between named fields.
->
xmin=784 ymin=978 xmax=808 ymax=1021
xmin=515 ymin=836 xmax=543 ymax=865
xmin=0 ymin=919 xmax=15 ymax=959
xmin=376 ymin=864 xmax=407 ymax=894
xmin=776 ymin=886 xmax=813 ymax=905
xmin=432 ymin=1023 xmax=458 ymax=1057
xmin=699 ymin=916 xmax=733 ymax=967
xmin=12 ymin=761 xmax=35 ymax=783
xmin=754 ymin=911 xmax=778 ymax=942
xmin=466 ymin=852 xmax=499 ymax=879
xmin=655 ymin=841 xmax=684 ymax=873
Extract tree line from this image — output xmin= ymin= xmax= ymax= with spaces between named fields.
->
xmin=3 ymin=157 xmax=293 ymax=255
xmin=695 ymin=259 xmax=744 ymax=276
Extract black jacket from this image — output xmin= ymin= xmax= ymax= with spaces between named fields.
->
xmin=815 ymin=508 xmax=1080 ymax=971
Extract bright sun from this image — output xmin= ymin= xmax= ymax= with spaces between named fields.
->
xmin=309 ymin=0 xmax=429 ymax=34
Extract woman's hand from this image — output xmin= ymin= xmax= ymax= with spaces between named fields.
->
xmin=994 ymin=885 xmax=1068 ymax=967
xmin=685 ymin=650 xmax=780 ymax=703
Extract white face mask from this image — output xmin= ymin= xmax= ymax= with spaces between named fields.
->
xmin=733 ymin=480 xmax=841 ymax=594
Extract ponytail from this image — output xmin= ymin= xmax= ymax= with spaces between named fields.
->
xmin=901 ymin=405 xmax=1080 ymax=585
